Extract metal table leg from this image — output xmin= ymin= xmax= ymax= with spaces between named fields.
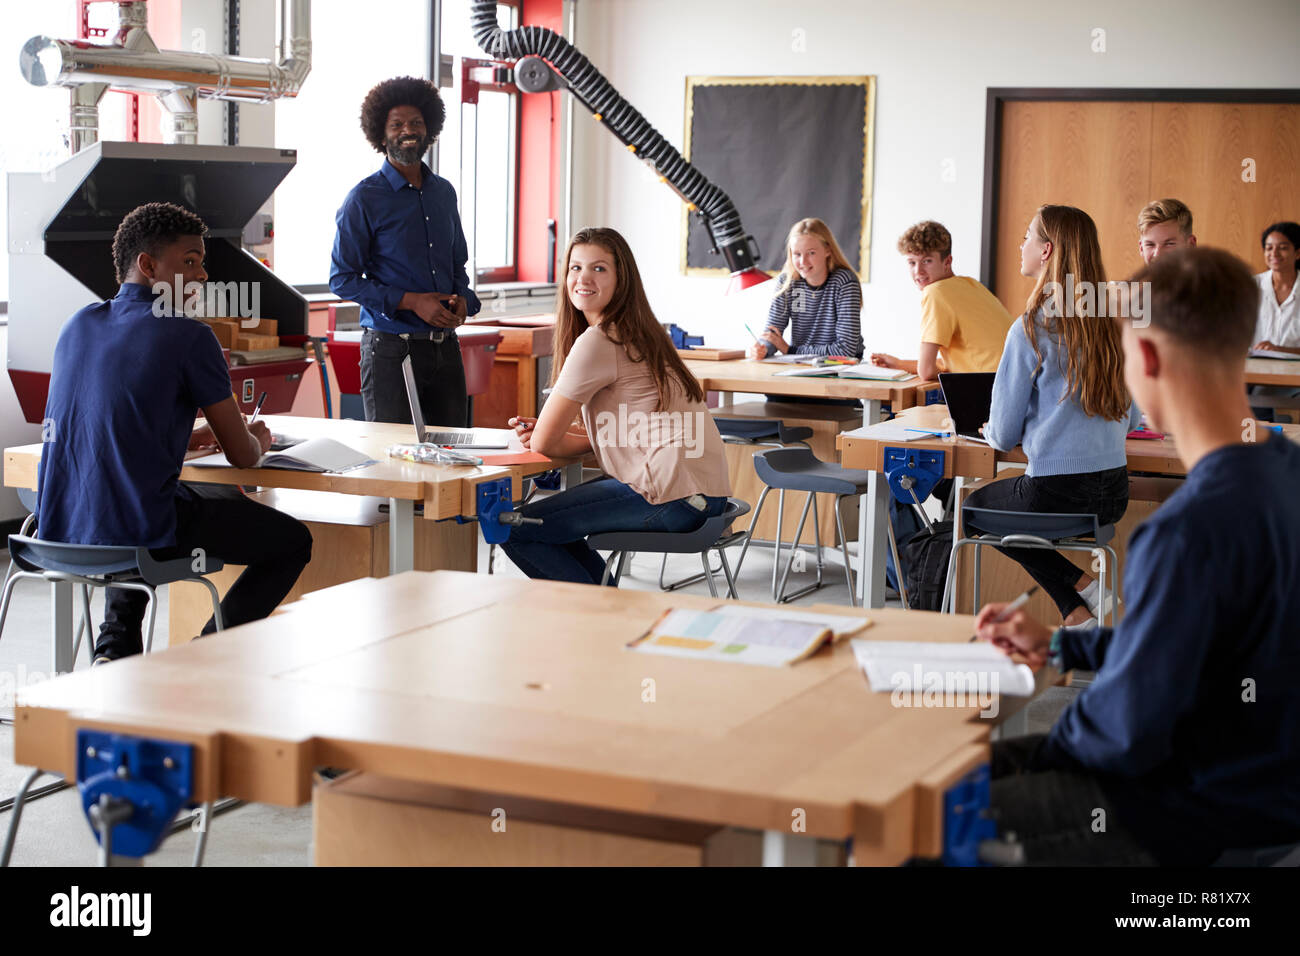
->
xmin=761 ymin=830 xmax=819 ymax=867
xmin=856 ymin=399 xmax=886 ymax=608
xmin=388 ymin=498 xmax=416 ymax=574
xmin=51 ymin=580 xmax=75 ymax=674
xmin=560 ymin=462 xmax=583 ymax=491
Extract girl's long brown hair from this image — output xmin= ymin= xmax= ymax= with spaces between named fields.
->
xmin=1022 ymin=205 xmax=1129 ymax=421
xmin=551 ymin=227 xmax=704 ymax=408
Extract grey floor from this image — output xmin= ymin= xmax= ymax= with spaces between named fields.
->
xmin=0 ymin=517 xmax=1078 ymax=866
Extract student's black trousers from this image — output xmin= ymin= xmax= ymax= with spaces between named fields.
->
xmin=97 ymin=484 xmax=313 ymax=660
xmin=360 ymin=328 xmax=468 ymax=427
xmin=962 ymin=466 xmax=1129 ymax=619
xmin=989 ymin=735 xmax=1157 ymax=865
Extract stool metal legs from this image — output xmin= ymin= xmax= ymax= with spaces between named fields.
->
xmin=0 ymin=768 xmax=47 ymax=867
xmin=775 ymin=492 xmax=824 ymax=604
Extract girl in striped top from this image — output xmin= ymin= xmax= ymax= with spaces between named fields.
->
xmin=746 ymin=218 xmax=864 ymax=360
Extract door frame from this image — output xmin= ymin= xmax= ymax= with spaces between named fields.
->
xmin=980 ymin=87 xmax=1300 ymax=292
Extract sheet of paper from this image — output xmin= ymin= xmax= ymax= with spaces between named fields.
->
xmin=839 ymin=422 xmax=934 ymax=442
xmin=629 ymin=609 xmax=829 ymax=667
xmin=850 ymin=639 xmax=1036 ymax=697
xmin=835 ymin=363 xmax=916 ymax=381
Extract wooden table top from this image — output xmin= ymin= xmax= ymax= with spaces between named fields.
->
xmin=1245 ymin=356 xmax=1300 ymax=388
xmin=4 ymin=415 xmax=571 ymax=522
xmin=837 ymin=404 xmax=1300 ymax=479
xmin=684 ymin=358 xmax=934 ymax=408
xmin=13 ymin=570 xmax=1003 ymax=864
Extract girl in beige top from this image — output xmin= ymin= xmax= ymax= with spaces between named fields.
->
xmin=501 ymin=227 xmax=731 ymax=585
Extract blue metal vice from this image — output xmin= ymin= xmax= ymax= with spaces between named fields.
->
xmin=76 ymin=729 xmax=195 ymax=859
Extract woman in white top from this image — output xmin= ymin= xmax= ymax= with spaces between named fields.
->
xmin=1249 ymin=221 xmax=1300 ymax=421
xmin=1252 ymin=221 xmax=1300 ymax=355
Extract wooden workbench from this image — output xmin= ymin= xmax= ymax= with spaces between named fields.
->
xmin=13 ymin=571 xmax=1011 ymax=866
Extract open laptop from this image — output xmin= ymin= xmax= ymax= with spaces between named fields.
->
xmin=937 ymin=372 xmax=995 ymax=444
xmin=401 ymin=355 xmax=511 ymax=449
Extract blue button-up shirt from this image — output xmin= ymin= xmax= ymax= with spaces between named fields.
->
xmin=329 ymin=160 xmax=481 ymax=335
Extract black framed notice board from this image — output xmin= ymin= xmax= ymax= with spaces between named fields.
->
xmin=681 ymin=75 xmax=877 ymax=280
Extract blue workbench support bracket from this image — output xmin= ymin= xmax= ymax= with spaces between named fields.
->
xmin=76 ymin=730 xmax=195 ymax=859
xmin=923 ymin=387 xmax=944 ymax=406
xmin=943 ymin=762 xmax=997 ymax=867
xmin=883 ymin=446 xmax=946 ymax=506
xmin=456 ymin=477 xmax=519 ymax=544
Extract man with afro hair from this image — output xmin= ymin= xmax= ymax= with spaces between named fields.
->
xmin=330 ymin=75 xmax=481 ymax=425
xmin=39 ymin=202 xmax=312 ymax=663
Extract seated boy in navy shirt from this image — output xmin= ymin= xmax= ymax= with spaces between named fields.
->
xmin=38 ymin=202 xmax=312 ymax=663
xmin=976 ymin=247 xmax=1300 ymax=865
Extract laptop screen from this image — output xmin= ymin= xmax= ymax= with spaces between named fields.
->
xmin=938 ymin=372 xmax=996 ymax=436
xmin=401 ymin=355 xmax=429 ymax=443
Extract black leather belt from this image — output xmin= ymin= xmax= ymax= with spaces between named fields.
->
xmin=372 ymin=328 xmax=450 ymax=343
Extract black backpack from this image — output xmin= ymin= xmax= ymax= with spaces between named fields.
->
xmin=901 ymin=520 xmax=954 ymax=611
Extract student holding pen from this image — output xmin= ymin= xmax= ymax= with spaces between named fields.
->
xmin=745 ymin=218 xmax=863 ymax=362
xmin=37 ymin=203 xmax=312 ymax=664
xmin=976 ymin=247 xmax=1300 ymax=866
xmin=501 ymin=228 xmax=730 ymax=585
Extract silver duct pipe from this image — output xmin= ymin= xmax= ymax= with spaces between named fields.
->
xmin=19 ymin=0 xmax=312 ymax=150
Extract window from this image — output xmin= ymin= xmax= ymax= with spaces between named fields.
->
xmin=1 ymin=1 xmax=80 ymax=303
xmin=272 ymin=0 xmax=430 ymax=287
xmin=438 ymin=1 xmax=520 ymax=283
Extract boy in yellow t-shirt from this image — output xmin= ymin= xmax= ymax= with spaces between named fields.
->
xmin=871 ymin=220 xmax=1013 ymax=379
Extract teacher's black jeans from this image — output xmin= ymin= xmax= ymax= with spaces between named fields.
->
xmin=962 ymin=466 xmax=1129 ymax=619
xmin=360 ymin=328 xmax=468 ymax=427
xmin=96 ymin=484 xmax=313 ymax=660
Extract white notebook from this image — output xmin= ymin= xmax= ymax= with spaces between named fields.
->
xmin=1249 ymin=348 xmax=1300 ymax=361
xmin=188 ymin=437 xmax=376 ymax=473
xmin=850 ymin=639 xmax=1036 ymax=697
xmin=773 ymin=363 xmax=913 ymax=381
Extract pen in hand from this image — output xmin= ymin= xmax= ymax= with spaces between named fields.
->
xmin=249 ymin=391 xmax=268 ymax=425
xmin=969 ymin=585 xmax=1040 ymax=642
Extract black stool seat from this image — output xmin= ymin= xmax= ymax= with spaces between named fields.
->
xmin=961 ymin=507 xmax=1115 ymax=546
xmin=713 ymin=417 xmax=813 ymax=444
xmin=587 ymin=499 xmax=749 ymax=554
xmin=752 ymin=446 xmax=871 ymax=497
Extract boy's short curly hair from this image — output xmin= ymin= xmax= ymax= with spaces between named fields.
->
xmin=111 ymin=202 xmax=207 ymax=283
xmin=897 ymin=220 xmax=952 ymax=259
xmin=359 ymin=76 xmax=446 ymax=153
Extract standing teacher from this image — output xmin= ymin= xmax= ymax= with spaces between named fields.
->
xmin=330 ymin=76 xmax=481 ymax=425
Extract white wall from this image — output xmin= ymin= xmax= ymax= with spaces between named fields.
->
xmin=570 ymin=0 xmax=1300 ymax=352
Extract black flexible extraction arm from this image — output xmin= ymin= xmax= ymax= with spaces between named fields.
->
xmin=469 ymin=1 xmax=762 ymax=277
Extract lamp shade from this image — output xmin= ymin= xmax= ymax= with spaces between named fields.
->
xmin=725 ymin=267 xmax=772 ymax=296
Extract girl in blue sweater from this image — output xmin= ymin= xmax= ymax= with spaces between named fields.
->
xmin=970 ymin=205 xmax=1141 ymax=627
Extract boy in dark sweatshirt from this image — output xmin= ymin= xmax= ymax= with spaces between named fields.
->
xmin=976 ymin=247 xmax=1300 ymax=865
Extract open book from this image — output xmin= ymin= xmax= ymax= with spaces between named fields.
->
xmin=1249 ymin=348 xmax=1300 ymax=361
xmin=850 ymin=639 xmax=1035 ymax=696
xmin=628 ymin=606 xmax=872 ymax=667
xmin=774 ymin=363 xmax=914 ymax=381
xmin=188 ymin=437 xmax=376 ymax=473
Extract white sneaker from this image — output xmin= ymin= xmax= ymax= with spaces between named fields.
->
xmin=1078 ymin=579 xmax=1120 ymax=623
xmin=1062 ymin=616 xmax=1099 ymax=631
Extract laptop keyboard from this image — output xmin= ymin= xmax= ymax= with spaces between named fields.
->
xmin=425 ymin=430 xmax=481 ymax=445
